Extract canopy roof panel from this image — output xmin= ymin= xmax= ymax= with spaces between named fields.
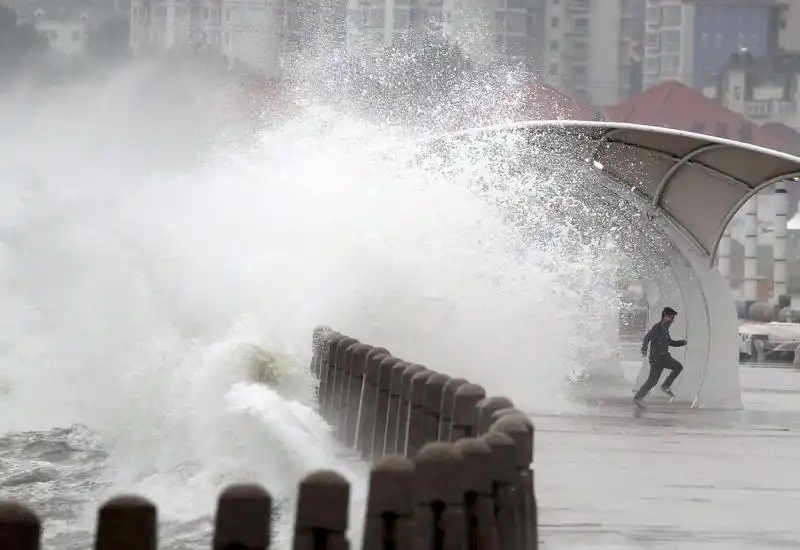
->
xmin=447 ymin=121 xmax=800 ymax=260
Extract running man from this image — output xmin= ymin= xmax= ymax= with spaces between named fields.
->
xmin=634 ymin=306 xmax=687 ymax=408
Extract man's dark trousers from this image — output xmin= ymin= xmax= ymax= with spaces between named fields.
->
xmin=634 ymin=355 xmax=683 ymax=400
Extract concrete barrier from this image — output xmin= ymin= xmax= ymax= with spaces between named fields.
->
xmin=0 ymin=325 xmax=537 ymax=550
xmin=311 ymin=327 xmax=537 ymax=550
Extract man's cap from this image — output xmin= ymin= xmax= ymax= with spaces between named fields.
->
xmin=662 ymin=307 xmax=678 ymax=317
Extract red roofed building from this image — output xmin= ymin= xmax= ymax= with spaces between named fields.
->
xmin=521 ymin=80 xmax=603 ymax=122
xmin=604 ymin=80 xmax=790 ymax=152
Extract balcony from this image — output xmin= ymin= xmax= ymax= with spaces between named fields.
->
xmin=563 ymin=46 xmax=588 ymax=62
xmin=566 ymin=0 xmax=588 ymax=13
xmin=565 ymin=25 xmax=589 ymax=38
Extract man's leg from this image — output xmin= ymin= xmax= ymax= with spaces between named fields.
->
xmin=661 ymin=357 xmax=684 ymax=390
xmin=634 ymin=362 xmax=664 ymax=401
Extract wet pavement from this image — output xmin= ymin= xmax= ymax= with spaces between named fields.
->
xmin=532 ymin=360 xmax=800 ymax=549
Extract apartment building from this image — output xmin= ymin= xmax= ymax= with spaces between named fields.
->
xmin=701 ymin=50 xmax=800 ymax=134
xmin=345 ymin=0 xmax=545 ymax=64
xmin=642 ymin=0 xmax=783 ymax=91
xmin=777 ymin=0 xmax=800 ymax=52
xmin=345 ymin=0 xmax=644 ymax=105
xmin=544 ymin=0 xmax=644 ymax=105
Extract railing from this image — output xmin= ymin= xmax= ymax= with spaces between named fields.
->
xmin=0 ymin=325 xmax=536 ymax=550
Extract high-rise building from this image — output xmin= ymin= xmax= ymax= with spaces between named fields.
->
xmin=129 ymin=0 xmax=336 ymax=76
xmin=642 ymin=0 xmax=783 ymax=91
xmin=544 ymin=0 xmax=645 ymax=105
xmin=344 ymin=0 xmax=545 ymax=65
xmin=777 ymin=0 xmax=800 ymax=52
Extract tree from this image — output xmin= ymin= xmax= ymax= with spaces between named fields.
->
xmin=84 ymin=17 xmax=132 ymax=65
xmin=334 ymin=31 xmax=494 ymax=129
xmin=0 ymin=5 xmax=49 ymax=81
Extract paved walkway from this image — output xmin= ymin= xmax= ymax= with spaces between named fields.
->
xmin=531 ymin=362 xmax=800 ymax=549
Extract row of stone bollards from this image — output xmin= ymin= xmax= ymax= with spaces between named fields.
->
xmin=0 ymin=327 xmax=536 ymax=550
xmin=311 ymin=326 xmax=537 ymax=550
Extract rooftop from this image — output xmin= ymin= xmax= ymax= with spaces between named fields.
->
xmin=604 ymin=80 xmax=797 ymax=152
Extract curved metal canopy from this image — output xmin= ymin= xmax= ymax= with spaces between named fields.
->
xmin=444 ymin=121 xmax=800 ymax=263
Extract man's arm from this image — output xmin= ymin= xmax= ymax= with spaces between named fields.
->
xmin=669 ymin=338 xmax=687 ymax=347
xmin=641 ymin=325 xmax=656 ymax=356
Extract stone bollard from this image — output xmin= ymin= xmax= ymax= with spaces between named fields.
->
xmin=385 ymin=361 xmax=411 ymax=455
xmin=490 ymin=416 xmax=537 ymax=550
xmin=407 ymin=370 xmax=437 ymax=457
xmin=330 ymin=338 xmax=360 ymax=428
xmin=362 ymin=456 xmax=416 ymax=550
xmin=450 ymin=384 xmax=486 ymax=441
xmin=311 ymin=325 xmax=333 ymax=380
xmin=482 ymin=431 xmax=518 ymax=550
xmin=453 ymin=438 xmax=499 ymax=550
xmin=293 ymin=471 xmax=350 ymax=550
xmin=372 ymin=357 xmax=402 ymax=460
xmin=95 ymin=495 xmax=157 ymax=550
xmin=358 ymin=350 xmax=390 ymax=458
xmin=213 ymin=484 xmax=273 ymax=550
xmin=0 ymin=503 xmax=40 ymax=550
xmin=336 ymin=343 xmax=369 ymax=444
xmin=397 ymin=364 xmax=427 ymax=456
xmin=324 ymin=336 xmax=358 ymax=423
xmin=475 ymin=397 xmax=515 ymax=435
xmin=421 ymin=374 xmax=450 ymax=444
xmin=343 ymin=345 xmax=386 ymax=448
xmin=413 ymin=442 xmax=465 ymax=550
xmin=490 ymin=408 xmax=535 ymax=460
xmin=439 ymin=378 xmax=468 ymax=441
xmin=318 ymin=332 xmax=343 ymax=419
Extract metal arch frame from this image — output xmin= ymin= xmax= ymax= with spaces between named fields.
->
xmin=418 ymin=120 xmax=800 ymax=267
xmin=649 ymin=142 xmax=731 ymax=208
xmin=708 ymin=172 xmax=800 ymax=265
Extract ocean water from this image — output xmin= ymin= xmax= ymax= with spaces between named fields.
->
xmin=0 ymin=49 xmax=659 ymax=548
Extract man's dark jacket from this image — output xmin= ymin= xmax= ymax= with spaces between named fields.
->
xmin=641 ymin=322 xmax=686 ymax=360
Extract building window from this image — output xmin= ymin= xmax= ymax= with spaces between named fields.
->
xmin=701 ymin=32 xmax=708 ymax=48
xmin=507 ymin=36 xmax=527 ymax=55
xmin=493 ymin=34 xmax=504 ymax=52
xmin=733 ymin=85 xmax=741 ymax=100
xmin=645 ymin=57 xmax=660 ymax=74
xmin=551 ymin=16 xmax=558 ymax=27
xmin=394 ymin=8 xmax=409 ymax=28
xmin=645 ymin=6 xmax=661 ymax=25
xmin=661 ymin=53 xmax=679 ymax=75
xmin=662 ymin=5 xmax=681 ymax=26
xmin=690 ymin=121 xmax=705 ymax=133
xmin=494 ymin=11 xmax=504 ymax=31
xmin=745 ymin=101 xmax=770 ymax=118
xmin=550 ymin=39 xmax=558 ymax=51
xmin=646 ymin=31 xmax=659 ymax=48
xmin=549 ymin=62 xmax=558 ymax=74
xmin=662 ymin=29 xmax=680 ymax=53
xmin=714 ymin=33 xmax=721 ymax=48
xmin=507 ymin=15 xmax=526 ymax=34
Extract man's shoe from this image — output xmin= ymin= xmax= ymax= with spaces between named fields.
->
xmin=661 ymin=386 xmax=675 ymax=398
xmin=633 ymin=398 xmax=645 ymax=409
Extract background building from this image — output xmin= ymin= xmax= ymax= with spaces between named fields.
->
xmin=643 ymin=0 xmax=783 ymax=90
xmin=543 ymin=0 xmax=644 ymax=106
